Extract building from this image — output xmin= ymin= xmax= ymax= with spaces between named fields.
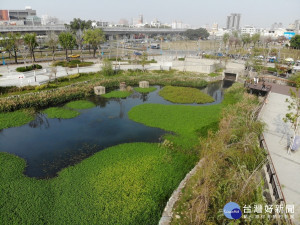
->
xmin=41 ymin=15 xmax=62 ymax=25
xmin=226 ymin=13 xmax=241 ymax=30
xmin=7 ymin=6 xmax=36 ymax=21
xmin=0 ymin=10 xmax=9 ymax=21
xmin=211 ymin=23 xmax=218 ymax=31
xmin=241 ymin=25 xmax=257 ymax=35
xmin=151 ymin=18 xmax=161 ymax=27
xmin=0 ymin=6 xmax=39 ymax=26
xmin=138 ymin=14 xmax=143 ymax=24
xmin=25 ymin=16 xmax=41 ymax=26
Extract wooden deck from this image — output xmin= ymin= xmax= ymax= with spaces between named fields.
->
xmin=245 ymin=82 xmax=272 ymax=95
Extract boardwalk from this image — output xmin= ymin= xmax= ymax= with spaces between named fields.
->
xmin=259 ymin=87 xmax=300 ymax=224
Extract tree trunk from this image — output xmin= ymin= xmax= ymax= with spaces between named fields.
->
xmin=33 ymin=50 xmax=36 ymax=62
xmin=65 ymin=49 xmax=68 ymax=60
xmin=52 ymin=48 xmax=55 ymax=61
xmin=80 ymin=47 xmax=83 ymax=62
xmin=93 ymin=48 xmax=96 ymax=58
xmin=14 ymin=50 xmax=18 ymax=64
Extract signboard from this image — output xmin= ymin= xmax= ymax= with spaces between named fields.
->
xmin=284 ymin=32 xmax=296 ymax=40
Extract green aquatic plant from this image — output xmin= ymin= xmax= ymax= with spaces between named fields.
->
xmin=102 ymin=90 xmax=132 ymax=98
xmin=65 ymin=100 xmax=96 ymax=110
xmin=159 ymin=86 xmax=214 ymax=104
xmin=134 ymin=87 xmax=157 ymax=93
xmin=43 ymin=107 xmax=80 ymax=119
xmin=0 ymin=109 xmax=34 ymax=129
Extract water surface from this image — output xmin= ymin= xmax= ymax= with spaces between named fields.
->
xmin=0 ymin=81 xmax=232 ymax=178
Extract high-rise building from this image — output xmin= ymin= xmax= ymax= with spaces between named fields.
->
xmin=138 ymin=14 xmax=143 ymax=24
xmin=226 ymin=13 xmax=241 ymax=30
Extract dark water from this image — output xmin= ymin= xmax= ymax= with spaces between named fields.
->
xmin=0 ymin=80 xmax=233 ymax=178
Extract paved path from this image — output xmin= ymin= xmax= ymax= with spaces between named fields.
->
xmin=0 ymin=62 xmax=155 ymax=87
xmin=259 ymin=90 xmax=300 ymax=224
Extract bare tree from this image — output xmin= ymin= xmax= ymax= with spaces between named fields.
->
xmin=46 ymin=32 xmax=59 ymax=61
xmin=19 ymin=45 xmax=30 ymax=66
xmin=51 ymin=66 xmax=58 ymax=82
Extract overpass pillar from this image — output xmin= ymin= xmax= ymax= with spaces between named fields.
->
xmin=109 ymin=35 xmax=114 ymax=41
xmin=130 ymin=34 xmax=135 ymax=40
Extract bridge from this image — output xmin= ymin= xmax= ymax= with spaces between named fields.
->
xmin=0 ymin=25 xmax=187 ymax=36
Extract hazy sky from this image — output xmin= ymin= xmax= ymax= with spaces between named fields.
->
xmin=1 ymin=0 xmax=299 ymax=28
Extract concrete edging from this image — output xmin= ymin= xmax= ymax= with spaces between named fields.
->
xmin=158 ymin=158 xmax=205 ymax=225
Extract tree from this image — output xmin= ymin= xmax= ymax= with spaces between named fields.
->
xmin=251 ymin=33 xmax=260 ymax=47
xmin=67 ymin=18 xmax=92 ymax=33
xmin=283 ymin=82 xmax=300 ymax=153
xmin=140 ymin=52 xmax=148 ymax=72
xmin=83 ymin=28 xmax=105 ymax=58
xmin=1 ymin=33 xmax=22 ymax=64
xmin=241 ymin=33 xmax=251 ymax=48
xmin=67 ymin=18 xmax=93 ymax=59
xmin=24 ymin=33 xmax=38 ymax=63
xmin=18 ymin=45 xmax=30 ymax=66
xmin=58 ymin=32 xmax=76 ymax=60
xmin=222 ymin=33 xmax=230 ymax=51
xmin=46 ymin=31 xmax=58 ymax=61
xmin=290 ymin=35 xmax=300 ymax=49
xmin=184 ymin=28 xmax=209 ymax=40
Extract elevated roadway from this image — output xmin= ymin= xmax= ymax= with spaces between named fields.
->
xmin=0 ymin=25 xmax=187 ymax=35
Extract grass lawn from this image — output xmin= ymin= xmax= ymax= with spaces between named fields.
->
xmin=0 ymin=109 xmax=34 ymax=129
xmin=159 ymin=86 xmax=215 ymax=104
xmin=65 ymin=100 xmax=96 ymax=110
xmin=102 ymin=90 xmax=132 ymax=98
xmin=134 ymin=87 xmax=157 ymax=93
xmin=43 ymin=107 xmax=80 ymax=119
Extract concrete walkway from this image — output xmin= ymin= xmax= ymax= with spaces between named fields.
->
xmin=259 ymin=91 xmax=300 ymax=224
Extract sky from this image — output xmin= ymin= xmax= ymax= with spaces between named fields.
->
xmin=1 ymin=0 xmax=300 ymax=28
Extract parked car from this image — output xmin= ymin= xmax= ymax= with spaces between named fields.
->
xmin=68 ymin=54 xmax=80 ymax=58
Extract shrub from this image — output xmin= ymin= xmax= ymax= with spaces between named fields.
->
xmin=16 ymin=64 xmax=42 ymax=72
xmin=267 ymin=67 xmax=277 ymax=73
xmin=102 ymin=59 xmax=114 ymax=76
xmin=0 ymin=85 xmax=35 ymax=95
xmin=208 ymin=72 xmax=219 ymax=77
xmin=35 ymin=84 xmax=58 ymax=91
xmin=53 ymin=60 xmax=93 ymax=68
xmin=178 ymin=58 xmax=185 ymax=61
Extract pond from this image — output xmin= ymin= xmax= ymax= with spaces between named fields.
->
xmin=0 ymin=80 xmax=233 ymax=178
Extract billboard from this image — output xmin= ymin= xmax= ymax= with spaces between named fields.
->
xmin=284 ymin=32 xmax=296 ymax=40
xmin=0 ymin=10 xmax=9 ymax=21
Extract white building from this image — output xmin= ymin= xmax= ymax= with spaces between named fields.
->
xmin=241 ymin=25 xmax=257 ymax=35
xmin=41 ymin=15 xmax=63 ymax=25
